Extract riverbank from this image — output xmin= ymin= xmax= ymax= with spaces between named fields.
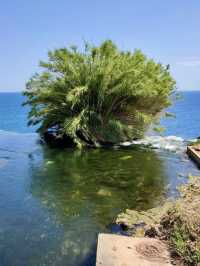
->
xmin=116 ymin=175 xmax=200 ymax=265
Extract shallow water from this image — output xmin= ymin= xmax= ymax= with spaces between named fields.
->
xmin=0 ymin=131 xmax=199 ymax=266
xmin=0 ymin=91 xmax=200 ymax=265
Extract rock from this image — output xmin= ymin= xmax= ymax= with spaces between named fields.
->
xmin=116 ymin=176 xmax=200 ymax=265
xmin=97 ymin=188 xmax=112 ymax=197
xmin=116 ymin=202 xmax=173 ymax=232
xmin=145 ymin=226 xmax=161 ymax=238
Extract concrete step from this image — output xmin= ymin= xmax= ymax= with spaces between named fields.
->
xmin=96 ymin=234 xmax=172 ymax=266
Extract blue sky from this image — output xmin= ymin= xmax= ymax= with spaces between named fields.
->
xmin=0 ymin=0 xmax=200 ymax=91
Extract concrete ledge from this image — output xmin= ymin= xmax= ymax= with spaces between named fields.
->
xmin=187 ymin=146 xmax=200 ymax=168
xmin=96 ymin=234 xmax=172 ymax=266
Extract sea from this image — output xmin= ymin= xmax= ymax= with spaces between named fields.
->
xmin=0 ymin=91 xmax=200 ymax=138
xmin=0 ymin=91 xmax=199 ymax=266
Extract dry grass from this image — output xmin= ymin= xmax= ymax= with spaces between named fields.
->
xmin=117 ymin=176 xmax=200 ymax=265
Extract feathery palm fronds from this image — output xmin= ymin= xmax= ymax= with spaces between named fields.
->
xmin=24 ymin=40 xmax=176 ymax=147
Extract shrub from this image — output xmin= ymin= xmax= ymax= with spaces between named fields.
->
xmin=24 ymin=40 xmax=175 ymax=147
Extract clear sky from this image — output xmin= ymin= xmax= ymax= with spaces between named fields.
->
xmin=0 ymin=0 xmax=200 ymax=91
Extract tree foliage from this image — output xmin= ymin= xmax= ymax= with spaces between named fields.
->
xmin=23 ymin=40 xmax=176 ymax=147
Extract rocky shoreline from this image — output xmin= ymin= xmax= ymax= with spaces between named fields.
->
xmin=116 ymin=175 xmax=200 ymax=265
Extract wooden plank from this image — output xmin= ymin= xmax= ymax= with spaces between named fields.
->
xmin=96 ymin=234 xmax=172 ymax=266
xmin=187 ymin=146 xmax=200 ymax=167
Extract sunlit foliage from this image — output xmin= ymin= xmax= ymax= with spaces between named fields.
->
xmin=24 ymin=40 xmax=175 ymax=147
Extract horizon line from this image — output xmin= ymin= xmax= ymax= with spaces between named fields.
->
xmin=0 ymin=89 xmax=200 ymax=93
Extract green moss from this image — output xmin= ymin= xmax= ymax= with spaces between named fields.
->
xmin=116 ymin=201 xmax=173 ymax=236
xmin=117 ymin=176 xmax=200 ymax=265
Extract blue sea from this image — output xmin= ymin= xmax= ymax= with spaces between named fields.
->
xmin=0 ymin=92 xmax=35 ymax=133
xmin=161 ymin=91 xmax=200 ymax=139
xmin=0 ymin=91 xmax=200 ymax=266
xmin=0 ymin=91 xmax=199 ymax=139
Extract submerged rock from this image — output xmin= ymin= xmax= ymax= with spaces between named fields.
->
xmin=116 ymin=202 xmax=173 ymax=237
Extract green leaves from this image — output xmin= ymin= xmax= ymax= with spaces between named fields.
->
xmin=66 ymin=86 xmax=88 ymax=110
xmin=23 ymin=40 xmax=176 ymax=147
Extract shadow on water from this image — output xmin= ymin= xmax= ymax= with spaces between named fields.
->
xmin=0 ymin=133 xmax=199 ymax=266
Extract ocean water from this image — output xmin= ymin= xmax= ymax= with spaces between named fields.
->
xmin=0 ymin=93 xmax=30 ymax=133
xmin=161 ymin=91 xmax=200 ymax=139
xmin=0 ymin=91 xmax=199 ymax=266
xmin=0 ymin=91 xmax=199 ymax=138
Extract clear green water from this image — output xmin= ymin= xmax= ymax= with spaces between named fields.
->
xmin=0 ymin=132 xmax=199 ymax=266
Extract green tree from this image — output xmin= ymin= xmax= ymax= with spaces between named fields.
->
xmin=23 ymin=40 xmax=175 ymax=148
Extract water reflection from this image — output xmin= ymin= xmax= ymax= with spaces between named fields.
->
xmin=31 ymin=146 xmax=168 ymax=222
xmin=28 ymin=146 xmax=168 ymax=265
xmin=0 ymin=132 xmax=199 ymax=266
